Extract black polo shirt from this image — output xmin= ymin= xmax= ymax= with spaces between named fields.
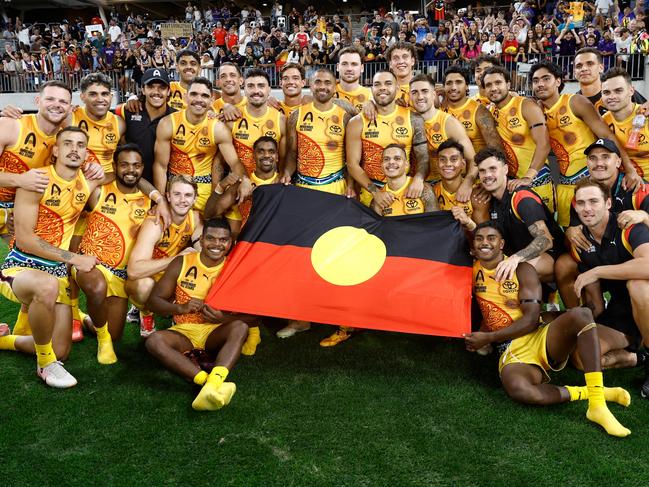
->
xmin=116 ymin=103 xmax=176 ymax=182
xmin=489 ymin=187 xmax=565 ymax=257
xmin=569 ymin=174 xmax=649 ymax=226
xmin=571 ymin=212 xmax=649 ymax=297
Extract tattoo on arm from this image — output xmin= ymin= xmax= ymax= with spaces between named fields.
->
xmin=514 ymin=221 xmax=552 ymax=262
xmin=410 ymin=114 xmax=430 ymax=179
xmin=332 ymin=98 xmax=358 ymax=117
xmin=422 ymin=184 xmax=438 ymax=211
xmin=38 ymin=239 xmax=74 ymax=263
xmin=476 ymin=106 xmax=502 ymax=149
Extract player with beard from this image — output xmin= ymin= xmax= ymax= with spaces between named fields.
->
xmin=168 ymin=50 xmax=202 ymax=111
xmin=334 ymin=46 xmax=372 ymax=112
xmin=467 ymin=221 xmax=631 ymax=437
xmin=471 ymin=55 xmax=502 ymax=106
xmin=126 ymin=176 xmax=202 ymax=338
xmin=601 ymin=68 xmax=649 ymax=180
xmin=474 ymin=147 xmax=565 ymax=283
xmin=0 ymin=81 xmax=73 ymax=243
xmin=570 ymin=178 xmax=649 ymax=397
xmin=441 ymin=66 xmax=503 ymax=155
xmin=347 ymin=70 xmax=429 ymax=208
xmin=530 ymin=61 xmax=637 ymax=227
xmin=410 ymin=74 xmax=477 ymax=199
xmin=0 ymin=127 xmax=108 ymax=387
xmin=574 ymin=47 xmax=646 ymax=116
xmin=154 ymin=77 xmax=252 ymax=214
xmin=74 ymin=145 xmax=151 ymax=364
xmin=481 ymin=66 xmax=555 ymax=212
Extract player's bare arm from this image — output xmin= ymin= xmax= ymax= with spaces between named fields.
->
xmin=575 ymin=243 xmax=649 ymax=295
xmin=495 ymin=220 xmax=553 ymax=282
xmin=13 ymin=188 xmax=96 ymax=272
xmin=281 ymin=109 xmax=298 ymax=183
xmin=422 ymin=183 xmax=438 ymax=212
xmin=0 ymin=118 xmax=50 ymax=193
xmin=408 ymin=112 xmax=429 ymax=198
xmin=475 ymin=104 xmax=504 ymax=152
xmin=153 ymin=115 xmax=173 ymax=194
xmin=278 ymin=113 xmax=287 ymax=168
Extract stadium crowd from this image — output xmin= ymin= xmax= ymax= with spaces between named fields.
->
xmin=2 ymin=1 xmax=649 ymax=95
xmin=0 ymin=1 xmax=649 ymax=438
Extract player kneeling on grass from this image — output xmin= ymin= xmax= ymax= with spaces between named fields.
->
xmin=74 ymin=144 xmax=157 ymax=365
xmin=466 ymin=221 xmax=631 ymax=437
xmin=126 ymin=175 xmax=203 ymax=338
xmin=145 ymin=218 xmax=250 ymax=411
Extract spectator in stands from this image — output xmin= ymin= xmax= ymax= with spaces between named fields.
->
xmin=481 ymin=32 xmax=502 ymax=56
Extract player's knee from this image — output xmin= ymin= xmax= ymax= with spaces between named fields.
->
xmin=144 ymin=332 xmax=163 ymax=355
xmin=504 ymin=380 xmax=542 ymax=405
xmin=554 ymin=253 xmax=577 ymax=279
xmin=33 ymin=278 xmax=60 ymax=306
xmin=81 ymin=276 xmax=107 ymax=300
xmin=628 ymin=279 xmax=649 ymax=303
xmin=230 ymin=320 xmax=249 ymax=342
xmin=567 ymin=306 xmax=595 ymax=328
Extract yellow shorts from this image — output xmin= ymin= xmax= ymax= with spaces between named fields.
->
xmin=73 ymin=213 xmax=88 ymax=238
xmin=71 ymin=263 xmax=127 ymax=299
xmin=296 ymin=178 xmax=347 ymax=196
xmin=194 ymin=182 xmax=211 ymax=213
xmin=168 ymin=322 xmax=221 ymax=349
xmin=0 ymin=207 xmax=13 ymax=236
xmin=224 ymin=205 xmax=242 ymax=222
xmin=359 ymin=187 xmax=377 ymax=207
xmin=0 ymin=249 xmax=70 ymax=305
xmin=498 ymin=323 xmax=568 ymax=382
xmin=556 ymin=183 xmax=576 ymax=228
xmin=529 ymin=181 xmax=556 ymax=215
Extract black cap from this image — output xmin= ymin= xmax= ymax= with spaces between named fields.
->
xmin=141 ymin=68 xmax=169 ymax=86
xmin=584 ymin=138 xmax=620 ymax=156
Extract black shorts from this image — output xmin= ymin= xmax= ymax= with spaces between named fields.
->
xmin=597 ymin=294 xmax=641 ymax=346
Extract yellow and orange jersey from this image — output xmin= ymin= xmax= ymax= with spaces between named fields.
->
xmin=443 ymin=98 xmax=487 ymax=154
xmin=0 ymin=114 xmax=56 ymax=203
xmin=380 ymin=176 xmax=425 ymax=216
xmin=231 ymin=105 xmax=283 ymax=176
xmin=80 ymin=181 xmax=150 ymax=270
xmin=603 ymin=103 xmax=649 ymax=178
xmin=173 ymin=251 xmax=225 ymax=325
xmin=471 ymin=92 xmax=491 ymax=107
xmin=234 ymin=172 xmax=278 ymax=225
xmin=153 ymin=210 xmax=199 ymax=259
xmin=360 ymin=105 xmax=413 ymax=184
xmin=278 ymin=100 xmax=301 ymax=118
xmin=212 ymin=95 xmax=247 ymax=114
xmin=473 ymin=258 xmax=523 ymax=331
xmin=432 ymin=180 xmax=473 ymax=216
xmin=490 ymin=96 xmax=546 ymax=178
xmin=33 ymin=165 xmax=90 ymax=251
xmin=334 ymin=83 xmax=372 ymax=112
xmin=168 ymin=110 xmax=218 ymax=178
xmin=423 ymin=109 xmax=454 ymax=182
xmin=398 ymin=82 xmax=410 ymax=107
xmin=296 ymin=102 xmax=347 ymax=179
xmin=72 ymin=107 xmax=120 ymax=173
xmin=169 ymin=81 xmax=188 ymax=111
xmin=543 ymin=94 xmax=595 ymax=179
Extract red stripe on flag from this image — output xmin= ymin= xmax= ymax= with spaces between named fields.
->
xmin=206 ymin=241 xmax=472 ymax=337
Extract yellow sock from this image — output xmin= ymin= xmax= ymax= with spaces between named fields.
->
xmin=585 ymin=371 xmax=631 ymax=437
xmin=34 ymin=341 xmax=56 ymax=368
xmin=565 ymin=385 xmax=587 ymax=402
xmin=193 ymin=370 xmax=208 ymax=385
xmin=191 ymin=366 xmax=231 ymax=411
xmin=0 ymin=335 xmax=17 ymax=350
xmin=95 ymin=324 xmax=117 ymax=365
xmin=565 ymin=385 xmax=631 ymax=407
xmin=71 ymin=297 xmax=81 ymax=322
xmin=241 ymin=326 xmax=261 ymax=356
xmin=13 ymin=309 xmax=31 ymax=336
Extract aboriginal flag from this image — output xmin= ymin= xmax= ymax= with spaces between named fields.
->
xmin=206 ymin=185 xmax=472 ymax=337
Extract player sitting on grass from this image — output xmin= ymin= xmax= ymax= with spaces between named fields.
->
xmin=145 ymin=218 xmax=253 ymax=411
xmin=466 ymin=221 xmax=631 ymax=437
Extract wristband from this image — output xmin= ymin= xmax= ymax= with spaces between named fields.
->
xmin=524 ymin=168 xmax=538 ymax=180
xmin=148 ymin=190 xmax=162 ymax=203
xmin=367 ymin=183 xmax=379 ymax=194
xmin=213 ymin=184 xmax=224 ymax=195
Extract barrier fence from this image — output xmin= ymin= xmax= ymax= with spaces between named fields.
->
xmin=1 ymin=53 xmax=646 ymax=100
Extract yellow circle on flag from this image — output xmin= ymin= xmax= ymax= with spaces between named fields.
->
xmin=311 ymin=226 xmax=386 ymax=286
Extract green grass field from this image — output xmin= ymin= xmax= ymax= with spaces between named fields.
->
xmin=1 ymin=244 xmax=648 ymax=486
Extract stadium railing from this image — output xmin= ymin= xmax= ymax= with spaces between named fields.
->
xmin=1 ymin=53 xmax=646 ymax=98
